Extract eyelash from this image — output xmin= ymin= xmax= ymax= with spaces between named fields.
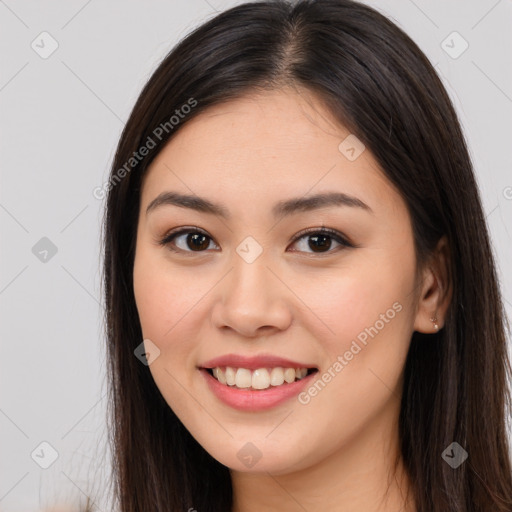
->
xmin=157 ymin=225 xmax=354 ymax=256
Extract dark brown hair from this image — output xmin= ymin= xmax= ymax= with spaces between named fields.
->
xmin=101 ymin=1 xmax=512 ymax=510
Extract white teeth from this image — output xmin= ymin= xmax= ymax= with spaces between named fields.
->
xmin=210 ymin=366 xmax=311 ymax=390
xmin=215 ymin=367 xmax=227 ymax=384
xmin=235 ymin=368 xmax=252 ymax=388
xmin=270 ymin=367 xmax=284 ymax=386
xmin=225 ymin=366 xmax=236 ymax=386
xmin=252 ymin=368 xmax=270 ymax=389
xmin=283 ymin=368 xmax=295 ymax=383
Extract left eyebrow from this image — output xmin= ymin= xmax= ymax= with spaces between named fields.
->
xmin=273 ymin=191 xmax=373 ymax=217
xmin=145 ymin=191 xmax=373 ymax=219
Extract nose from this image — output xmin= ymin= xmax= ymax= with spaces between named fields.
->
xmin=211 ymin=255 xmax=292 ymax=338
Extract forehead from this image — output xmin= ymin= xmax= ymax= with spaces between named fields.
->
xmin=140 ymin=88 xmax=402 ymax=218
xmin=150 ymin=88 xmax=351 ymax=175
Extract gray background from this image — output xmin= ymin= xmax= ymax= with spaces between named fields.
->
xmin=1 ymin=0 xmax=511 ymax=510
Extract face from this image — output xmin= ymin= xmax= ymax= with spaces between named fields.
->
xmin=133 ymin=87 xmax=421 ymax=475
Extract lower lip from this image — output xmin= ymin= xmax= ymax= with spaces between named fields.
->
xmin=199 ymin=368 xmax=317 ymax=411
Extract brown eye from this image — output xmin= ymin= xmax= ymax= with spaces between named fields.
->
xmin=182 ymin=232 xmax=211 ymax=251
xmin=158 ymin=226 xmax=353 ymax=255
xmin=288 ymin=228 xmax=352 ymax=254
xmin=159 ymin=228 xmax=218 ymax=253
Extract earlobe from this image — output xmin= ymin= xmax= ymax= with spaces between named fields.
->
xmin=413 ymin=236 xmax=452 ymax=334
xmin=429 ymin=314 xmax=439 ymax=331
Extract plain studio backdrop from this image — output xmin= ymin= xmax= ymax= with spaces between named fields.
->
xmin=0 ymin=0 xmax=511 ymax=510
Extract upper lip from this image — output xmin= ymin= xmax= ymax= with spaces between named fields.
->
xmin=199 ymin=353 xmax=317 ymax=370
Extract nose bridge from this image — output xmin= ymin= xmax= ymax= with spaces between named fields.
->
xmin=212 ymin=242 xmax=291 ymax=336
xmin=232 ymin=248 xmax=270 ymax=299
xmin=230 ymin=231 xmax=274 ymax=300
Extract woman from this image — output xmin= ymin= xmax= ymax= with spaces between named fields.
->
xmin=101 ymin=0 xmax=512 ymax=510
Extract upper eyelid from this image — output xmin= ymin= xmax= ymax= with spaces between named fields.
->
xmin=160 ymin=226 xmax=345 ymax=241
xmin=159 ymin=226 xmax=353 ymax=250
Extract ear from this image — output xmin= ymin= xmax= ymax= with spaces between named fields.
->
xmin=413 ymin=235 xmax=452 ymax=333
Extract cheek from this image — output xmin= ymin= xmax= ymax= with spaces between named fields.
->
xmin=292 ymin=241 xmax=418 ymax=406
xmin=133 ymin=250 xmax=205 ymax=411
xmin=133 ymin=246 xmax=201 ymax=354
xmin=298 ymin=259 xmax=415 ymax=347
xmin=291 ymin=256 xmax=415 ymax=452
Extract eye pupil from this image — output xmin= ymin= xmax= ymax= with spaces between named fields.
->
xmin=188 ymin=233 xmax=209 ymax=251
xmin=308 ymin=234 xmax=331 ymax=252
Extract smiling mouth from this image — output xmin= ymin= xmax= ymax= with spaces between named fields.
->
xmin=204 ymin=366 xmax=318 ymax=391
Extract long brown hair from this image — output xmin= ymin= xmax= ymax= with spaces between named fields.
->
xmin=101 ymin=1 xmax=512 ymax=510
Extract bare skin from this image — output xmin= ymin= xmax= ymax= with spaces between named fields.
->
xmin=133 ymin=86 xmax=451 ymax=512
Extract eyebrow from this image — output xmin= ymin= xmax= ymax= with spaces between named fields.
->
xmin=145 ymin=191 xmax=372 ymax=219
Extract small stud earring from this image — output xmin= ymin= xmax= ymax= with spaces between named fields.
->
xmin=430 ymin=315 xmax=439 ymax=331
